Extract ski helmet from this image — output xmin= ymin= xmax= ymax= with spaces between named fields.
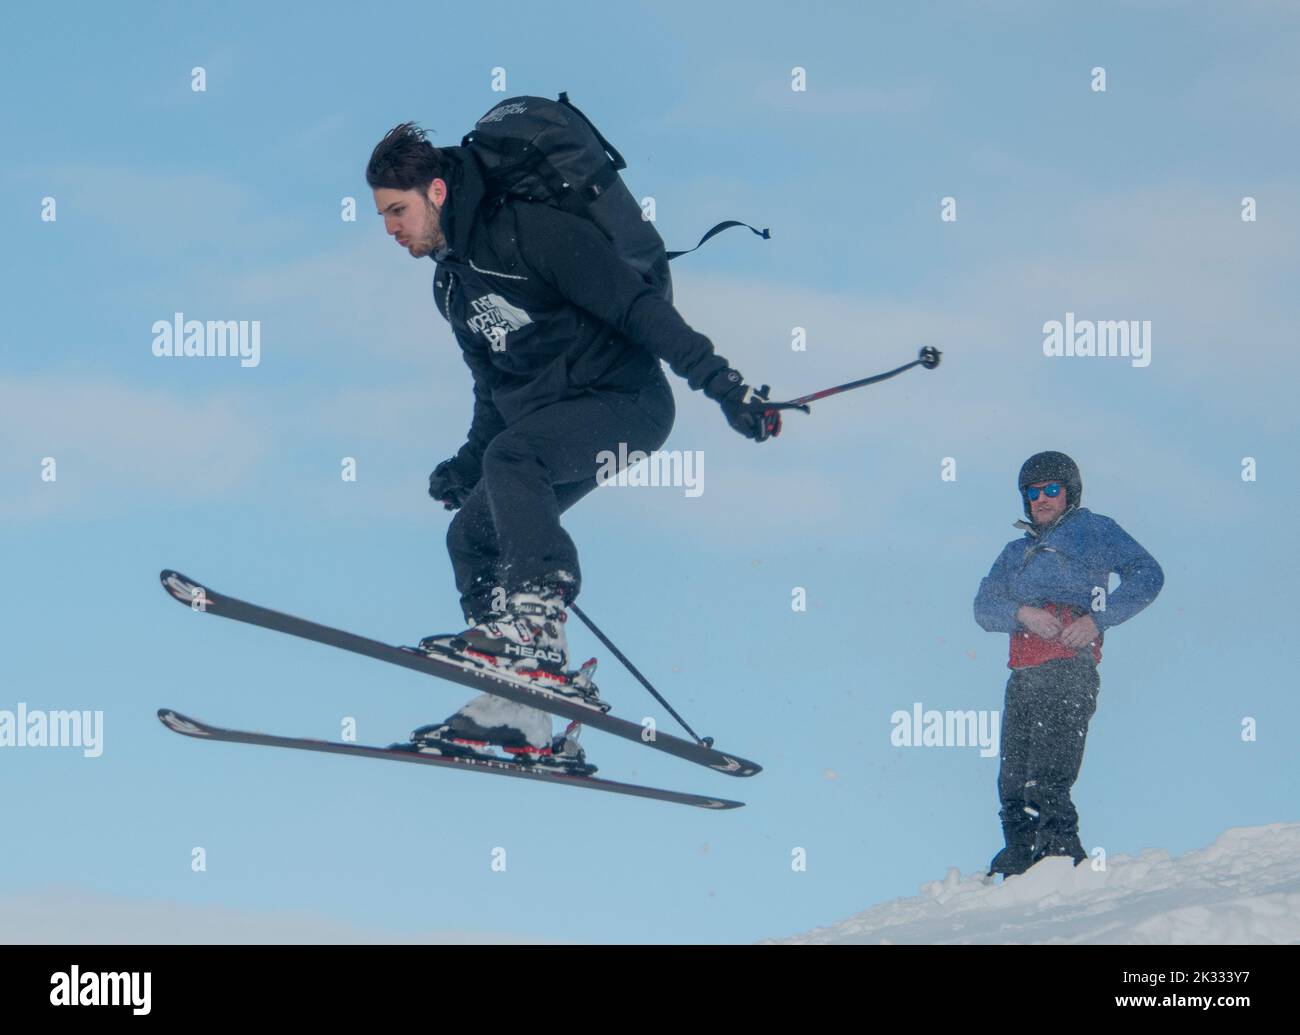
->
xmin=1018 ymin=451 xmax=1082 ymax=519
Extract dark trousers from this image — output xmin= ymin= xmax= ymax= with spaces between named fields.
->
xmin=447 ymin=370 xmax=675 ymax=623
xmin=997 ymin=654 xmax=1101 ymax=854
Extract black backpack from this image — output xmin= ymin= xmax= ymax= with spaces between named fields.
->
xmin=463 ymin=92 xmax=768 ymax=305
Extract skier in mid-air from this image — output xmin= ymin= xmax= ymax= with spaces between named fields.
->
xmin=366 ymin=115 xmax=779 ymax=772
xmin=974 ymin=451 xmax=1163 ymax=878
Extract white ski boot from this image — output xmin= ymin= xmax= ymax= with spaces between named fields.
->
xmin=410 ymin=706 xmax=597 ymax=777
xmin=412 ymin=586 xmax=607 ymax=711
xmin=410 ymin=693 xmax=552 ymax=758
xmin=418 ymin=586 xmax=568 ymax=680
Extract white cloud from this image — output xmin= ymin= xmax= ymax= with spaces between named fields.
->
xmin=33 ymin=163 xmax=300 ymax=258
xmin=0 ymin=374 xmax=268 ymax=521
xmin=226 ymin=234 xmax=447 ymax=365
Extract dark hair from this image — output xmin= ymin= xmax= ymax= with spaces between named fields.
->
xmin=366 ymin=122 xmax=448 ymax=193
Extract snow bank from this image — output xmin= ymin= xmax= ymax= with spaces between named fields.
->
xmin=772 ymin=822 xmax=1300 ymax=944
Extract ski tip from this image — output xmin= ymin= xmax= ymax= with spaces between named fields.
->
xmin=159 ymin=570 xmax=207 ymax=607
xmin=709 ymin=755 xmax=763 ymax=778
xmin=157 ymin=708 xmax=210 ymax=738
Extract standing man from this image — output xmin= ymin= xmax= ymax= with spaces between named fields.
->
xmin=366 ymin=120 xmax=780 ymax=768
xmin=974 ymin=451 xmax=1163 ymax=878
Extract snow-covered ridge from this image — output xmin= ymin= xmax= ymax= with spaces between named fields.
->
xmin=771 ymin=823 xmax=1300 ymax=945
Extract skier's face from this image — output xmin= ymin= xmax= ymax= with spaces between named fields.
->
xmin=1026 ymin=480 xmax=1067 ymax=524
xmin=375 ymin=179 xmax=447 ymax=258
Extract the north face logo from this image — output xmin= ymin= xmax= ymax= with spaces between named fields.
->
xmin=478 ymin=102 xmax=528 ymax=125
xmin=466 ymin=293 xmax=533 ymax=351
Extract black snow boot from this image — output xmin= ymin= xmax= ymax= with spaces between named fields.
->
xmin=1032 ymin=794 xmax=1088 ymax=866
xmin=988 ymin=803 xmax=1039 ymax=879
xmin=1032 ymin=829 xmax=1087 ymax=867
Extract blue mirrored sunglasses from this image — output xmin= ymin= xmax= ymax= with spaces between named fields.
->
xmin=1024 ymin=482 xmax=1063 ymax=502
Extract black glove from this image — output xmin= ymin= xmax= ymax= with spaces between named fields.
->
xmin=428 ymin=453 xmax=480 ymax=511
xmin=704 ymin=368 xmax=782 ymax=442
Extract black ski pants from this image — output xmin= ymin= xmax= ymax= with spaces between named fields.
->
xmin=447 ymin=370 xmax=675 ymax=623
xmin=997 ymin=654 xmax=1101 ymax=854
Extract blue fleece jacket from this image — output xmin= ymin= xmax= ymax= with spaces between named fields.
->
xmin=973 ymin=507 xmax=1164 ymax=634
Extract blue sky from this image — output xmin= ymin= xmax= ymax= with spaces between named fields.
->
xmin=2 ymin=0 xmax=1297 ymax=943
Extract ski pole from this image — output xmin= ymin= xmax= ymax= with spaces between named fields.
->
xmin=568 ymin=602 xmax=714 ymax=748
xmin=762 ymin=346 xmax=942 ymax=419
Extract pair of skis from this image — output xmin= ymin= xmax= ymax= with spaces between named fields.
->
xmin=157 ymin=570 xmax=760 ymax=809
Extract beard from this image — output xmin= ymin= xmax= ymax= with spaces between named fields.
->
xmin=1032 ymin=504 xmax=1068 ymax=529
xmin=407 ymin=195 xmax=446 ymax=257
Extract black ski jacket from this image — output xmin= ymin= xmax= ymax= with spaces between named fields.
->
xmin=430 ymin=146 xmax=731 ymax=469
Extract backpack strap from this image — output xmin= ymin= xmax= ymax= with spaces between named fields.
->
xmin=666 ymin=220 xmax=771 ymax=261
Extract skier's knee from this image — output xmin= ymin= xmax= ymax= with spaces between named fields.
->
xmin=481 ymin=433 xmax=541 ymax=475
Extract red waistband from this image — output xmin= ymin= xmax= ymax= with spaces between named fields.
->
xmin=1008 ymin=603 xmax=1102 ymax=669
